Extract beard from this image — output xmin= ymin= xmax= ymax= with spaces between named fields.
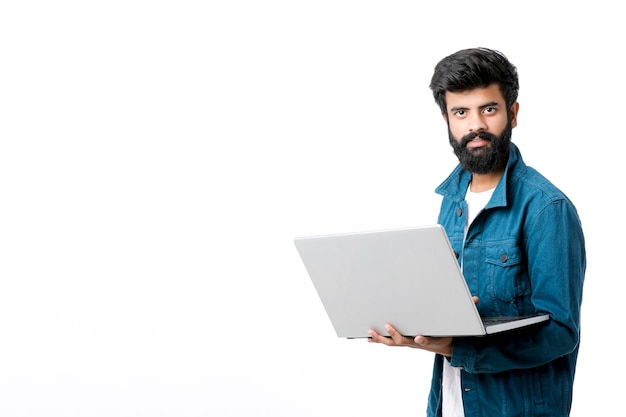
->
xmin=448 ymin=121 xmax=513 ymax=174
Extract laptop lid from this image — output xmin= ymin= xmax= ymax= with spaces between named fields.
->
xmin=294 ymin=224 xmax=549 ymax=338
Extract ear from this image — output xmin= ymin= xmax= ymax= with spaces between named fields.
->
xmin=510 ymin=102 xmax=520 ymax=128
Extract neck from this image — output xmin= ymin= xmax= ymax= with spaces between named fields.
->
xmin=470 ymin=168 xmax=503 ymax=192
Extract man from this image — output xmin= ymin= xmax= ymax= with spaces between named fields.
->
xmin=368 ymin=48 xmax=586 ymax=417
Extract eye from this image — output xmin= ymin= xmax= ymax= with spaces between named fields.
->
xmin=483 ymin=106 xmax=497 ymax=115
xmin=453 ymin=109 xmax=466 ymax=118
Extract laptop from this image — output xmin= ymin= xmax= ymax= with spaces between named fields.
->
xmin=294 ymin=224 xmax=549 ymax=338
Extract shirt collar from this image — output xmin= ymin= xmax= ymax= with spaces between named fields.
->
xmin=435 ymin=142 xmax=524 ymax=208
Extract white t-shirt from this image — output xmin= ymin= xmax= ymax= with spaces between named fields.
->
xmin=441 ymin=185 xmax=494 ymax=417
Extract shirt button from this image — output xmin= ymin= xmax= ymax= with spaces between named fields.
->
xmin=457 ymin=208 xmax=463 ymax=217
xmin=500 ymin=254 xmax=508 ymax=263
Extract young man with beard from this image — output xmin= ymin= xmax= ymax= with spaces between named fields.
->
xmin=367 ymin=48 xmax=586 ymax=417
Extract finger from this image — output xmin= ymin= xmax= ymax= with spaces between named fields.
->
xmin=368 ymin=329 xmax=394 ymax=345
xmin=413 ymin=335 xmax=453 ymax=356
xmin=386 ymin=324 xmax=416 ymax=347
xmin=385 ymin=324 xmax=404 ymax=345
xmin=367 ymin=329 xmax=380 ymax=342
xmin=414 ymin=335 xmax=427 ymax=346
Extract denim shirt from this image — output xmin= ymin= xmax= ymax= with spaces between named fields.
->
xmin=426 ymin=143 xmax=586 ymax=417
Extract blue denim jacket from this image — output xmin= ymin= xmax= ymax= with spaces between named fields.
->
xmin=426 ymin=143 xmax=586 ymax=417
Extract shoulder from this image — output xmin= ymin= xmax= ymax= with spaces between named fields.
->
xmin=516 ymin=166 xmax=566 ymax=200
xmin=508 ymin=145 xmax=574 ymax=206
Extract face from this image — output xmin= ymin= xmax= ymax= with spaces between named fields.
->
xmin=444 ymin=83 xmax=519 ymax=174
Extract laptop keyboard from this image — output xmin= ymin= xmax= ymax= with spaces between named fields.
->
xmin=482 ymin=316 xmax=527 ymax=326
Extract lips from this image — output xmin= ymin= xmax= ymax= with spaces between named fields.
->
xmin=466 ymin=137 xmax=490 ymax=148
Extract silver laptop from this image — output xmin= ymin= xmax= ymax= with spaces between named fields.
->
xmin=294 ymin=224 xmax=549 ymax=338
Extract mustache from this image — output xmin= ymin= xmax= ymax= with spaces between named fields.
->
xmin=461 ymin=131 xmax=498 ymax=147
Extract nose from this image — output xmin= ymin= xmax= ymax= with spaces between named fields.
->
xmin=467 ymin=111 xmax=488 ymax=132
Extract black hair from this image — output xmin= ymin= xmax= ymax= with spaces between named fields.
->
xmin=429 ymin=47 xmax=519 ymax=115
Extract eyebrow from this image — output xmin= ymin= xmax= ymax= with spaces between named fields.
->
xmin=449 ymin=101 xmax=501 ymax=113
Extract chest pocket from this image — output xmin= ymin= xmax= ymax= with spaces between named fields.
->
xmin=485 ymin=245 xmax=524 ymax=305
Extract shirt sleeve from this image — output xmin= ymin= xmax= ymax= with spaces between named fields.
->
xmin=450 ymin=199 xmax=586 ymax=373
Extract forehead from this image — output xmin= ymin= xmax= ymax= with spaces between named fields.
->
xmin=445 ymin=83 xmax=505 ymax=110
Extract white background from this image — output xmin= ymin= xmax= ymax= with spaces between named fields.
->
xmin=1 ymin=1 xmax=621 ymax=416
